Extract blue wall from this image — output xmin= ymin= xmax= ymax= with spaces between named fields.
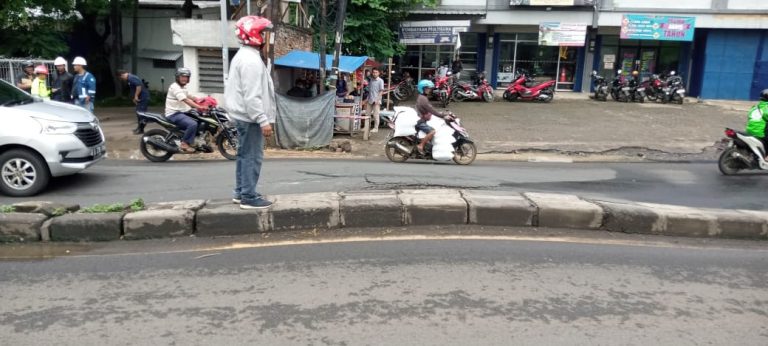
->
xmin=700 ymin=30 xmax=764 ymax=100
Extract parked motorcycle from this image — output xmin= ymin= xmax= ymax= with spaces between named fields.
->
xmin=138 ymin=97 xmax=238 ymax=162
xmin=591 ymin=71 xmax=609 ymax=101
xmin=431 ymin=74 xmax=452 ymax=108
xmin=718 ymin=128 xmax=768 ymax=175
xmin=662 ymin=71 xmax=685 ymax=104
xmin=628 ymin=75 xmax=646 ymax=103
xmin=384 ymin=109 xmax=477 ymax=165
xmin=642 ymin=74 xmax=665 ymax=102
xmin=451 ymin=74 xmax=493 ymax=103
xmin=502 ymin=70 xmax=555 ymax=102
xmin=609 ymin=70 xmax=627 ymax=101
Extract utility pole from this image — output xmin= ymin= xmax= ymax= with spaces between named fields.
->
xmin=132 ymin=0 xmax=138 ymax=73
xmin=318 ymin=0 xmax=327 ymax=94
xmin=220 ymin=0 xmax=229 ymax=82
xmin=331 ymin=0 xmax=347 ymax=78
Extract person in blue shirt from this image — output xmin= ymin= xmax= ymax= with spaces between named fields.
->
xmin=118 ymin=70 xmax=151 ymax=134
xmin=70 ymin=57 xmax=96 ymax=113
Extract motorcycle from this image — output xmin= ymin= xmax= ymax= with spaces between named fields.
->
xmin=662 ymin=72 xmax=685 ymax=104
xmin=591 ymin=71 xmax=609 ymax=102
xmin=642 ymin=74 xmax=665 ymax=102
xmin=451 ymin=74 xmax=493 ymax=103
xmin=628 ymin=76 xmax=646 ymax=103
xmin=718 ymin=128 xmax=768 ymax=175
xmin=502 ymin=69 xmax=555 ymax=102
xmin=609 ymin=70 xmax=628 ymax=101
xmin=137 ymin=96 xmax=238 ymax=162
xmin=430 ymin=74 xmax=452 ymax=108
xmin=384 ymin=108 xmax=477 ymax=165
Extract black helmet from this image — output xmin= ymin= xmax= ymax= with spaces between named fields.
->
xmin=22 ymin=60 xmax=34 ymax=69
xmin=175 ymin=67 xmax=191 ymax=78
xmin=761 ymin=89 xmax=768 ymax=102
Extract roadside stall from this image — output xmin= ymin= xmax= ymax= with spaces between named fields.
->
xmin=274 ymin=50 xmax=379 ymax=137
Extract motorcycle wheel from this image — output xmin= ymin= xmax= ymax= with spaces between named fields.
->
xmin=675 ymin=94 xmax=684 ymax=105
xmin=140 ymin=129 xmax=174 ymax=162
xmin=718 ymin=148 xmax=745 ymax=175
xmin=638 ymin=94 xmax=645 ymax=103
xmin=384 ymin=138 xmax=410 ymax=163
xmin=661 ymin=95 xmax=669 ymax=104
xmin=503 ymin=91 xmax=518 ymax=102
xmin=599 ymin=92 xmax=608 ymax=102
xmin=543 ymin=91 xmax=554 ymax=103
xmin=441 ymin=93 xmax=450 ymax=108
xmin=453 ymin=142 xmax=477 ymax=165
xmin=451 ymin=88 xmax=464 ymax=102
xmin=482 ymin=91 xmax=493 ymax=102
xmin=215 ymin=128 xmax=238 ymax=160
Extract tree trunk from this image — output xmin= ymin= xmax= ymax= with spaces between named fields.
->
xmin=110 ymin=0 xmax=123 ymax=96
xmin=132 ymin=0 xmax=139 ymax=73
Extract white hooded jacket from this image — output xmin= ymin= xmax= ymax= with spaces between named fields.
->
xmin=224 ymin=45 xmax=276 ymax=126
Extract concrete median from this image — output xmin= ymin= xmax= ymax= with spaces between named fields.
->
xmin=1 ymin=190 xmax=767 ymax=242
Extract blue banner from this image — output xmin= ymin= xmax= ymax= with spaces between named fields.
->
xmin=620 ymin=15 xmax=695 ymax=41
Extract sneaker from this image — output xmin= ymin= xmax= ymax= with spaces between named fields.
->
xmin=233 ymin=193 xmax=262 ymax=204
xmin=240 ymin=198 xmax=272 ymax=209
xmin=232 ymin=198 xmax=241 ymax=204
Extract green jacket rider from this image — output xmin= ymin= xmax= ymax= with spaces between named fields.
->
xmin=745 ymin=89 xmax=768 ymax=140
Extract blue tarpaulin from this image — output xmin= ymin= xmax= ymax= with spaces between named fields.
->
xmin=274 ymin=50 xmax=370 ymax=73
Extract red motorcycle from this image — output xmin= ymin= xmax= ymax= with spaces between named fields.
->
xmin=451 ymin=74 xmax=493 ymax=103
xmin=502 ymin=70 xmax=555 ymax=102
xmin=640 ymin=74 xmax=665 ymax=102
xmin=430 ymin=74 xmax=452 ymax=108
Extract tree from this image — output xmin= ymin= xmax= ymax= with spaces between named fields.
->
xmin=0 ymin=0 xmax=79 ymax=57
xmin=308 ymin=0 xmax=437 ymax=60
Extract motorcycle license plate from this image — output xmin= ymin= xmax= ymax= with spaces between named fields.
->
xmin=621 ymin=87 xmax=630 ymax=91
xmin=636 ymin=87 xmax=645 ymax=91
xmin=91 ymin=145 xmax=105 ymax=158
xmin=676 ymin=89 xmax=686 ymax=94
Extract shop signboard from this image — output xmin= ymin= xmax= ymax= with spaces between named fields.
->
xmin=538 ymin=22 xmax=587 ymax=46
xmin=620 ymin=15 xmax=696 ymax=41
xmin=399 ymin=20 xmax=470 ymax=45
xmin=510 ymin=0 xmax=595 ymax=5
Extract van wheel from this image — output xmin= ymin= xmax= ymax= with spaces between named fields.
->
xmin=0 ymin=149 xmax=51 ymax=197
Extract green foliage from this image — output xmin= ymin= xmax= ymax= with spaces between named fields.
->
xmin=0 ymin=0 xmax=81 ymax=57
xmin=310 ymin=0 xmax=437 ymax=60
xmin=0 ymin=205 xmax=15 ymax=213
xmin=80 ymin=198 xmax=145 ymax=213
xmin=51 ymin=207 xmax=68 ymax=216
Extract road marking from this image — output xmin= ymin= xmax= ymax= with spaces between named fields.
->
xmin=4 ymin=234 xmax=763 ymax=260
xmin=527 ymin=157 xmax=574 ymax=163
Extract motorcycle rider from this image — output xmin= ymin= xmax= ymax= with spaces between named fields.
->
xmin=415 ymin=79 xmax=452 ymax=154
xmin=165 ymin=67 xmax=205 ymax=153
xmin=745 ymin=89 xmax=768 ymax=159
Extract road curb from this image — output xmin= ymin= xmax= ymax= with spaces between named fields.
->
xmin=1 ymin=190 xmax=767 ymax=242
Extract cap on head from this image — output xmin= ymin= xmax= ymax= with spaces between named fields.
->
xmin=22 ymin=60 xmax=34 ymax=69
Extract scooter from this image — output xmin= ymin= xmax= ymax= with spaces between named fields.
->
xmin=451 ymin=75 xmax=493 ymax=103
xmin=642 ymin=74 xmax=664 ymax=102
xmin=718 ymin=128 xmax=768 ymax=175
xmin=384 ymin=108 xmax=477 ymax=165
xmin=662 ymin=71 xmax=685 ymax=104
xmin=591 ymin=71 xmax=609 ymax=102
xmin=609 ymin=70 xmax=627 ymax=101
xmin=429 ymin=74 xmax=452 ymax=108
xmin=502 ymin=71 xmax=555 ymax=102
xmin=628 ymin=76 xmax=646 ymax=103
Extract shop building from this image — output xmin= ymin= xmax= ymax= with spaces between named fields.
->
xmin=402 ymin=0 xmax=768 ymax=100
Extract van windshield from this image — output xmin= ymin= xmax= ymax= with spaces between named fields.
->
xmin=0 ymin=80 xmax=34 ymax=107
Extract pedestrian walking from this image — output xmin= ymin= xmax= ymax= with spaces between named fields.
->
xmin=51 ymin=57 xmax=73 ymax=103
xmin=30 ymin=65 xmax=51 ymax=100
xmin=118 ymin=70 xmax=151 ymax=134
xmin=365 ymin=68 xmax=385 ymax=132
xmin=15 ymin=61 xmax=35 ymax=92
xmin=71 ymin=57 xmax=96 ymax=112
xmin=224 ymin=15 xmax=276 ymax=210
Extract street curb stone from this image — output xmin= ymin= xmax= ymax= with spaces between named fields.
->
xmin=340 ymin=190 xmax=403 ymax=228
xmin=598 ymin=201 xmax=662 ymax=235
xmin=0 ymin=213 xmax=48 ymax=242
xmin=400 ymin=189 xmax=468 ymax=225
xmin=48 ymin=213 xmax=123 ymax=242
xmin=123 ymin=200 xmax=206 ymax=239
xmin=270 ymin=192 xmax=341 ymax=231
xmin=525 ymin=193 xmax=603 ymax=229
xmin=196 ymin=199 xmax=271 ymax=236
xmin=462 ymin=190 xmax=536 ymax=226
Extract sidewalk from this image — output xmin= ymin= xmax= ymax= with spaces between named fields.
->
xmin=96 ymin=94 xmax=748 ymax=161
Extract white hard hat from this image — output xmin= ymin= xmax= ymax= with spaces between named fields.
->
xmin=54 ymin=57 xmax=67 ymax=66
xmin=73 ymin=56 xmax=87 ymax=66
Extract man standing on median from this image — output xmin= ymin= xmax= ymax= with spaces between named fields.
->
xmin=224 ymin=15 xmax=276 ymax=210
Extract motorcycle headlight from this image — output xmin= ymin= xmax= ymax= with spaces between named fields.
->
xmin=34 ymin=118 xmax=78 ymax=135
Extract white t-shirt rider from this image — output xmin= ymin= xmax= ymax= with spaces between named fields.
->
xmin=165 ymin=82 xmax=192 ymax=116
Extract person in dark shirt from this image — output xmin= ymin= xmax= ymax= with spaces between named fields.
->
xmin=118 ymin=70 xmax=151 ymax=134
xmin=51 ymin=57 xmax=73 ymax=103
xmin=414 ymin=79 xmax=451 ymax=154
xmin=287 ymin=79 xmax=311 ymax=98
xmin=336 ymin=73 xmax=349 ymax=98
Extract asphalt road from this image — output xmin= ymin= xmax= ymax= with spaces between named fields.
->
xmin=1 ymin=229 xmax=766 ymax=344
xmin=1 ymin=159 xmax=767 ymax=210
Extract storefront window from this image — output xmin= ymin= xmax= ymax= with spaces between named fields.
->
xmin=457 ymin=32 xmax=478 ymax=81
xmin=495 ymin=33 xmax=576 ymax=89
xmin=599 ymin=35 xmax=682 ymax=80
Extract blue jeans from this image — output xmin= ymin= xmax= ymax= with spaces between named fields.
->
xmin=75 ymin=98 xmax=94 ymax=113
xmin=233 ymin=120 xmax=265 ymax=203
xmin=167 ymin=112 xmax=198 ymax=145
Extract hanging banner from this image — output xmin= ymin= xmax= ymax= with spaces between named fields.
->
xmin=399 ymin=20 xmax=470 ymax=45
xmin=539 ymin=22 xmax=587 ymax=46
xmin=511 ymin=0 xmax=595 ymax=5
xmin=620 ymin=15 xmax=696 ymax=41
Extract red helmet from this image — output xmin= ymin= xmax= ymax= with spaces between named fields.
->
xmin=34 ymin=65 xmax=49 ymax=75
xmin=235 ymin=16 xmax=273 ymax=47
